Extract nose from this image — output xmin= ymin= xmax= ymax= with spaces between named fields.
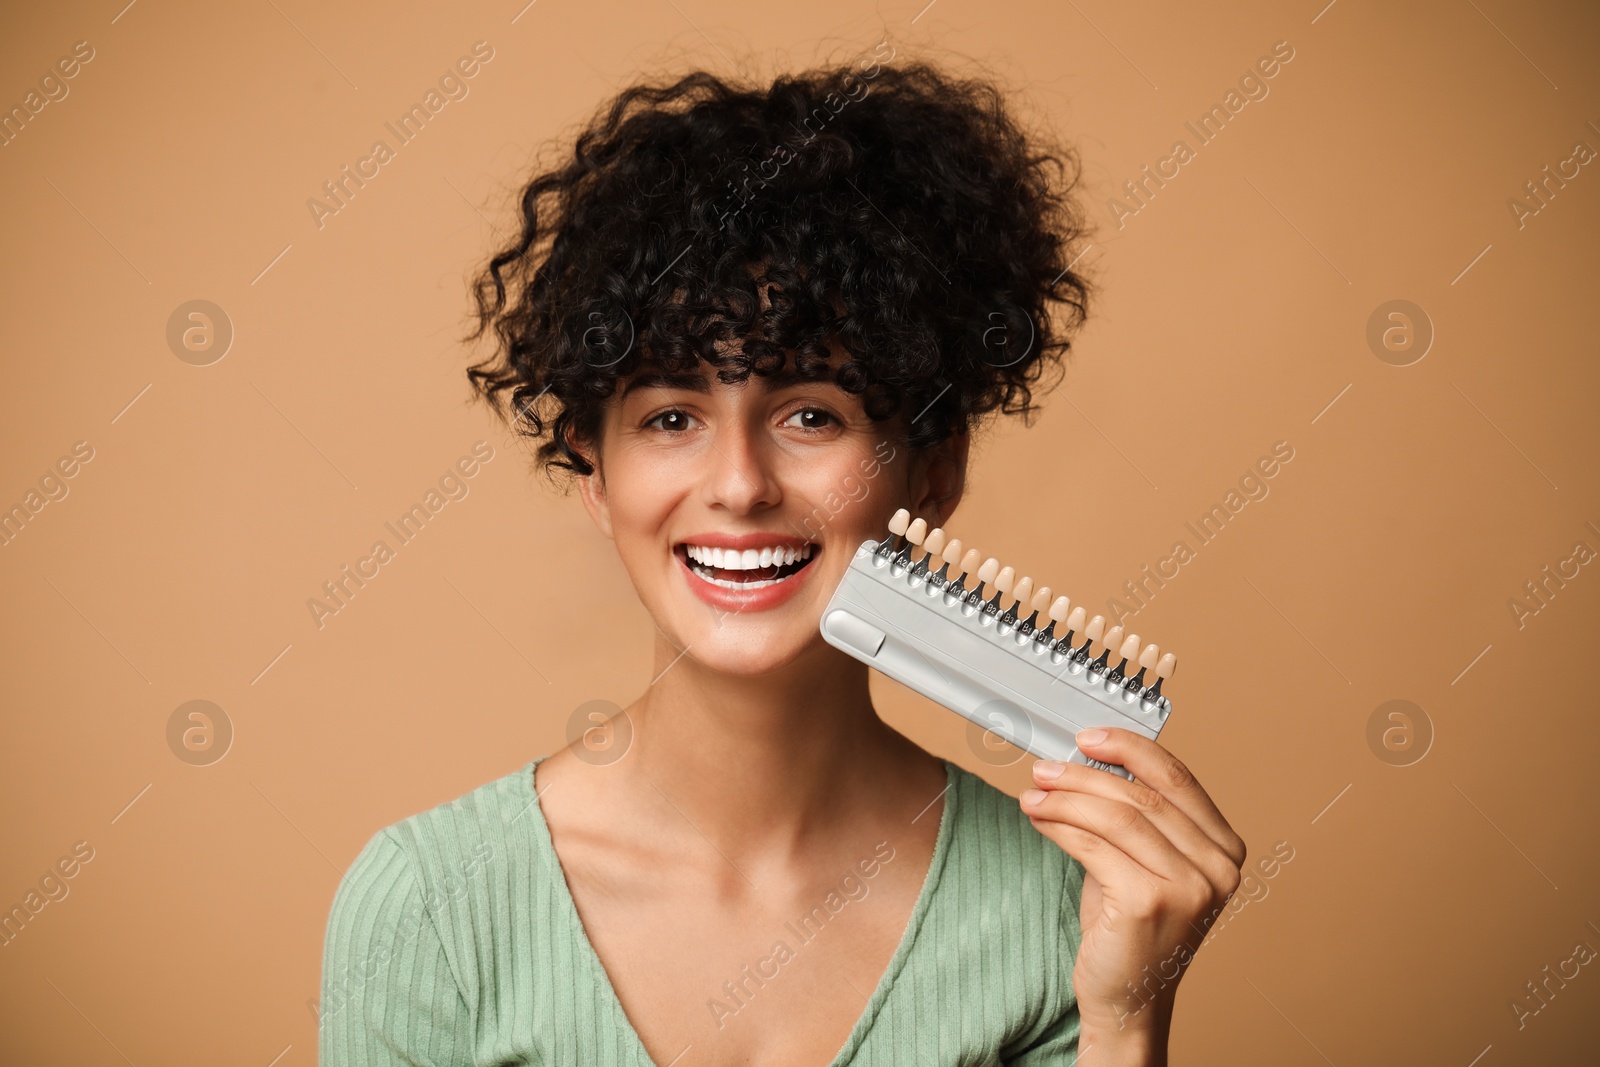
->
xmin=699 ymin=416 xmax=782 ymax=514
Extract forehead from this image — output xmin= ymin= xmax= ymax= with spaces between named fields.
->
xmin=617 ymin=361 xmax=848 ymax=401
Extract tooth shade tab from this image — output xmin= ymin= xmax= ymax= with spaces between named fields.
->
xmin=905 ymin=517 xmax=928 ymax=545
xmin=957 ymin=549 xmax=981 ymax=578
xmin=888 ymin=509 xmax=910 ymax=535
xmin=1103 ymin=625 xmax=1125 ymax=655
xmin=1084 ymin=615 xmax=1106 ymax=643
xmin=1011 ymin=576 xmax=1033 ymax=606
xmin=1066 ymin=606 xmax=1086 ymax=632
xmin=941 ymin=538 xmax=964 ymax=566
xmin=922 ymin=528 xmax=947 ymax=557
xmin=1049 ymin=596 xmax=1070 ymax=623
xmin=1156 ymin=652 xmax=1177 ymax=679
xmin=1031 ymin=586 xmax=1052 ymax=613
xmin=1119 ymin=633 xmax=1141 ymax=661
xmin=994 ymin=566 xmax=1015 ymax=593
xmin=977 ymin=557 xmax=1000 ymax=584
xmin=1139 ymin=644 xmax=1159 ymax=670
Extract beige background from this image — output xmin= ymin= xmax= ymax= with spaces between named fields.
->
xmin=2 ymin=0 xmax=1598 ymax=1063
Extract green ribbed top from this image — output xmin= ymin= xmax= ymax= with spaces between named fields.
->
xmin=319 ymin=755 xmax=1084 ymax=1065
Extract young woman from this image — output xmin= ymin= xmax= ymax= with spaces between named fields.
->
xmin=321 ymin=49 xmax=1245 ymax=1067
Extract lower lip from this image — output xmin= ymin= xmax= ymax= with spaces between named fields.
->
xmin=676 ymin=547 xmax=820 ymax=613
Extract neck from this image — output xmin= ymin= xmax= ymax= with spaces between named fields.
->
xmin=621 ymin=629 xmax=920 ymax=864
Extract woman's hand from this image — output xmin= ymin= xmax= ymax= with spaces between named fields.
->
xmin=1019 ymin=727 xmax=1246 ymax=1064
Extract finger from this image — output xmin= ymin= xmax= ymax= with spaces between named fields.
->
xmin=1021 ymin=787 xmax=1191 ymax=886
xmin=1033 ymin=760 xmax=1241 ymax=901
xmin=1024 ymin=813 xmax=1150 ymax=904
xmin=1076 ymin=728 xmax=1246 ymax=867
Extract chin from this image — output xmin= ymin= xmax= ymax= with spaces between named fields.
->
xmin=682 ymin=624 xmax=823 ymax=676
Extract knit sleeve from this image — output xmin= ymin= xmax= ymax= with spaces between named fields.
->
xmin=319 ymin=829 xmax=475 ymax=1067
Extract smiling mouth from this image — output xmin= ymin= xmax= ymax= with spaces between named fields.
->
xmin=675 ymin=543 xmax=821 ymax=590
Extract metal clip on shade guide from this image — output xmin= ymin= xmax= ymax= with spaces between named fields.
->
xmin=998 ymin=575 xmax=1032 ymax=632
xmin=911 ymin=527 xmax=947 ymax=580
xmin=1128 ymin=642 xmax=1159 ymax=695
xmin=893 ymin=515 xmax=927 ymax=570
xmin=877 ymin=508 xmax=911 ymax=559
xmin=927 ymin=537 xmax=962 ymax=591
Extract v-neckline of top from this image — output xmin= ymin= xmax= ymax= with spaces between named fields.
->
xmin=522 ymin=754 xmax=959 ymax=1067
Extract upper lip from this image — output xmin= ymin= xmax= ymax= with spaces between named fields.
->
xmin=676 ymin=532 xmax=817 ymax=550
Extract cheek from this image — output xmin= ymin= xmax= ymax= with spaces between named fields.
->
xmin=599 ymin=444 xmax=694 ymax=541
xmin=790 ymin=450 xmax=907 ymax=559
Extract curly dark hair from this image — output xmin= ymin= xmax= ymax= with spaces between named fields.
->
xmin=463 ymin=45 xmax=1094 ymax=485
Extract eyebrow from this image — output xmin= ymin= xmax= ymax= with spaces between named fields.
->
xmin=619 ymin=368 xmax=836 ymax=398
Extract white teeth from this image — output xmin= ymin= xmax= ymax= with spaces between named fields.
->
xmin=696 ymin=571 xmax=792 ymax=590
xmin=683 ymin=542 xmax=815 ymax=570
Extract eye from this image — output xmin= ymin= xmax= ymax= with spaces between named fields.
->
xmin=644 ymin=408 xmax=699 ymax=433
xmin=782 ymin=407 xmax=838 ymax=433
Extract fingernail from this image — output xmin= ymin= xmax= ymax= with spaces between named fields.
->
xmin=1034 ymin=760 xmax=1065 ymax=780
xmin=1077 ymin=728 xmax=1107 ymax=746
xmin=1020 ymin=789 xmax=1049 ymax=806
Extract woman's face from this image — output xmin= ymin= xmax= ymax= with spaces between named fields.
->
xmin=575 ymin=356 xmax=965 ymax=676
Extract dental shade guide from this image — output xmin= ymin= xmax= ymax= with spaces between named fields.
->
xmin=819 ymin=512 xmax=1179 ymax=781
